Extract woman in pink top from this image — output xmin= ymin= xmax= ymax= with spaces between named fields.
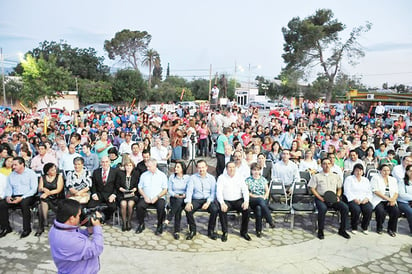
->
xmin=196 ymin=121 xmax=209 ymax=157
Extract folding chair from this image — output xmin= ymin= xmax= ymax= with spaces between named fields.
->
xmin=290 ymin=179 xmax=316 ymax=230
xmin=299 ymin=171 xmax=311 ymax=184
xmin=268 ymin=179 xmax=292 ymax=229
xmin=367 ymin=169 xmax=379 ymax=180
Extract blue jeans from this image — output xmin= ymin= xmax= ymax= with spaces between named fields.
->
xmin=398 ymin=202 xmax=412 ymax=233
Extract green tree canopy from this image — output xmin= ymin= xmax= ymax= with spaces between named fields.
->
xmin=104 ymin=29 xmax=152 ymax=70
xmin=78 ymin=79 xmax=112 ymax=104
xmin=20 ymin=55 xmax=72 ymax=107
xmin=14 ymin=40 xmax=109 ymax=82
xmin=281 ymin=9 xmax=371 ymax=101
xmin=112 ymin=69 xmax=146 ymax=102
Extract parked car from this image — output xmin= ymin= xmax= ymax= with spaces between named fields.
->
xmin=81 ymin=103 xmax=114 ymax=113
xmin=242 ymin=101 xmax=266 ymax=110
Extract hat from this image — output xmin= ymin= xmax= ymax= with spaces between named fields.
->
xmin=323 ymin=191 xmax=337 ymax=205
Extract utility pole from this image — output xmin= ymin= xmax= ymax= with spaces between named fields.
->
xmin=1 ymin=48 xmax=6 ymax=105
xmin=208 ymin=64 xmax=212 ymax=102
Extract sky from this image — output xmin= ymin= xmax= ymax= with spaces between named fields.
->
xmin=1 ymin=0 xmax=412 ymax=88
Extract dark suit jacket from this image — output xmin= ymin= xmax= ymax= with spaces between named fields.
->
xmin=134 ymin=161 xmax=147 ymax=179
xmin=262 ymin=160 xmax=272 ymax=183
xmin=91 ymin=167 xmax=119 ymax=199
xmin=116 ymin=170 xmax=140 ymax=199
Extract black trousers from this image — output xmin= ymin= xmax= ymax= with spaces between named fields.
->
xmin=216 ymin=152 xmax=225 ymax=177
xmin=88 ymin=195 xmax=117 ymax=218
xmin=0 ymin=196 xmax=35 ymax=231
xmin=167 ymin=197 xmax=185 ymax=232
xmin=185 ymin=199 xmax=218 ymax=233
xmin=136 ymin=198 xmax=166 ymax=226
xmin=348 ymin=201 xmax=373 ymax=230
xmin=218 ymin=199 xmax=249 ymax=235
xmin=249 ymin=197 xmax=273 ymax=232
xmin=315 ymin=198 xmax=349 ymax=231
xmin=375 ymin=201 xmax=400 ymax=232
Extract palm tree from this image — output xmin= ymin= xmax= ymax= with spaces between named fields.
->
xmin=142 ymin=49 xmax=160 ymax=88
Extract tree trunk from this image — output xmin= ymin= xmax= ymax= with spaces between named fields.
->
xmin=148 ymin=63 xmax=152 ymax=88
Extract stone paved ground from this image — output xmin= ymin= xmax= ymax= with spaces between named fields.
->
xmin=0 ymin=156 xmax=411 ymax=273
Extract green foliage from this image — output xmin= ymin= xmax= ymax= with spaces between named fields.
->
xmin=190 ymin=79 xmax=209 ymax=100
xmin=281 ymin=9 xmax=371 ymax=101
xmin=111 ymin=69 xmax=146 ymax=102
xmin=152 ymin=64 xmax=163 ymax=87
xmin=18 ymin=41 xmax=109 ymax=81
xmin=141 ymin=49 xmax=160 ymax=88
xmin=78 ymin=78 xmax=112 ymax=104
xmin=20 ymin=55 xmax=72 ymax=107
xmin=1 ymin=78 xmax=22 ymax=105
xmin=104 ymin=29 xmax=152 ymax=70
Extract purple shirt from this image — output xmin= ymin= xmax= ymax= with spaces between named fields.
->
xmin=49 ymin=220 xmax=104 ymax=274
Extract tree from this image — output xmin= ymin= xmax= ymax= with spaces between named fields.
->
xmin=15 ymin=40 xmax=109 ymax=81
xmin=111 ymin=69 xmax=146 ymax=102
xmin=78 ymin=79 xmax=112 ymax=104
xmin=152 ymin=63 xmax=163 ymax=87
xmin=4 ymin=78 xmax=23 ymax=105
xmin=141 ymin=49 xmax=160 ymax=88
xmin=190 ymin=79 xmax=209 ymax=100
xmin=20 ymin=54 xmax=72 ymax=108
xmin=281 ymin=9 xmax=371 ymax=102
xmin=104 ymin=29 xmax=152 ymax=70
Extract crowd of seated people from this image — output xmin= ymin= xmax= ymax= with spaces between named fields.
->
xmin=0 ymin=100 xmax=411 ymax=241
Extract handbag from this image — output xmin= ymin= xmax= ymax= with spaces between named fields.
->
xmin=123 ymin=191 xmax=134 ymax=199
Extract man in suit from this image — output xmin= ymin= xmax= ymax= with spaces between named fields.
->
xmin=257 ymin=153 xmax=272 ymax=183
xmin=89 ymin=156 xmax=119 ymax=219
xmin=135 ymin=149 xmax=150 ymax=178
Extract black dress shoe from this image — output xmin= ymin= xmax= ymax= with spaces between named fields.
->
xmin=35 ymin=229 xmax=44 ymax=237
xmin=256 ymin=231 xmax=262 ymax=238
xmin=173 ymin=232 xmax=180 ymax=240
xmin=207 ymin=232 xmax=218 ymax=240
xmin=122 ymin=224 xmax=127 ymax=232
xmin=269 ymin=222 xmax=276 ymax=229
xmin=20 ymin=230 xmax=31 ymax=238
xmin=388 ymin=230 xmax=396 ymax=237
xmin=221 ymin=232 xmax=228 ymax=242
xmin=155 ymin=225 xmax=163 ymax=235
xmin=0 ymin=227 xmax=12 ymax=238
xmin=338 ymin=230 xmax=351 ymax=239
xmin=241 ymin=233 xmax=252 ymax=241
xmin=186 ymin=231 xmax=196 ymax=240
xmin=318 ymin=230 xmax=324 ymax=240
xmin=377 ymin=228 xmax=383 ymax=234
xmin=126 ymin=222 xmax=132 ymax=231
xmin=135 ymin=224 xmax=145 ymax=234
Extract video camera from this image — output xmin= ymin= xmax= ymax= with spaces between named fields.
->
xmin=80 ymin=205 xmax=107 ymax=227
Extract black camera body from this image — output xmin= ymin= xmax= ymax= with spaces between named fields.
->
xmin=80 ymin=206 xmax=107 ymax=227
xmin=190 ymin=134 xmax=196 ymax=143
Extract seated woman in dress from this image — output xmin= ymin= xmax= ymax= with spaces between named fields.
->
xmin=117 ymin=157 xmax=139 ymax=231
xmin=344 ymin=163 xmax=373 ymax=234
xmin=65 ymin=157 xmax=93 ymax=205
xmin=398 ymin=164 xmax=412 ymax=235
xmin=165 ymin=162 xmax=189 ymax=239
xmin=36 ymin=163 xmax=64 ymax=236
xmin=245 ymin=163 xmax=275 ymax=238
xmin=370 ymin=163 xmax=400 ymax=237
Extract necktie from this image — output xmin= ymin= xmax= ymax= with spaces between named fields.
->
xmin=102 ymin=169 xmax=108 ymax=185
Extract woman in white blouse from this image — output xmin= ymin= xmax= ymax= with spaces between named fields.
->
xmin=398 ymin=164 xmax=412 ymax=235
xmin=370 ymin=164 xmax=400 ymax=237
xmin=344 ymin=163 xmax=373 ymax=234
xmin=299 ymin=150 xmax=318 ymax=175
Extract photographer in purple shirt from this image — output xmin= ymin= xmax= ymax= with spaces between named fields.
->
xmin=49 ymin=199 xmax=104 ymax=274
